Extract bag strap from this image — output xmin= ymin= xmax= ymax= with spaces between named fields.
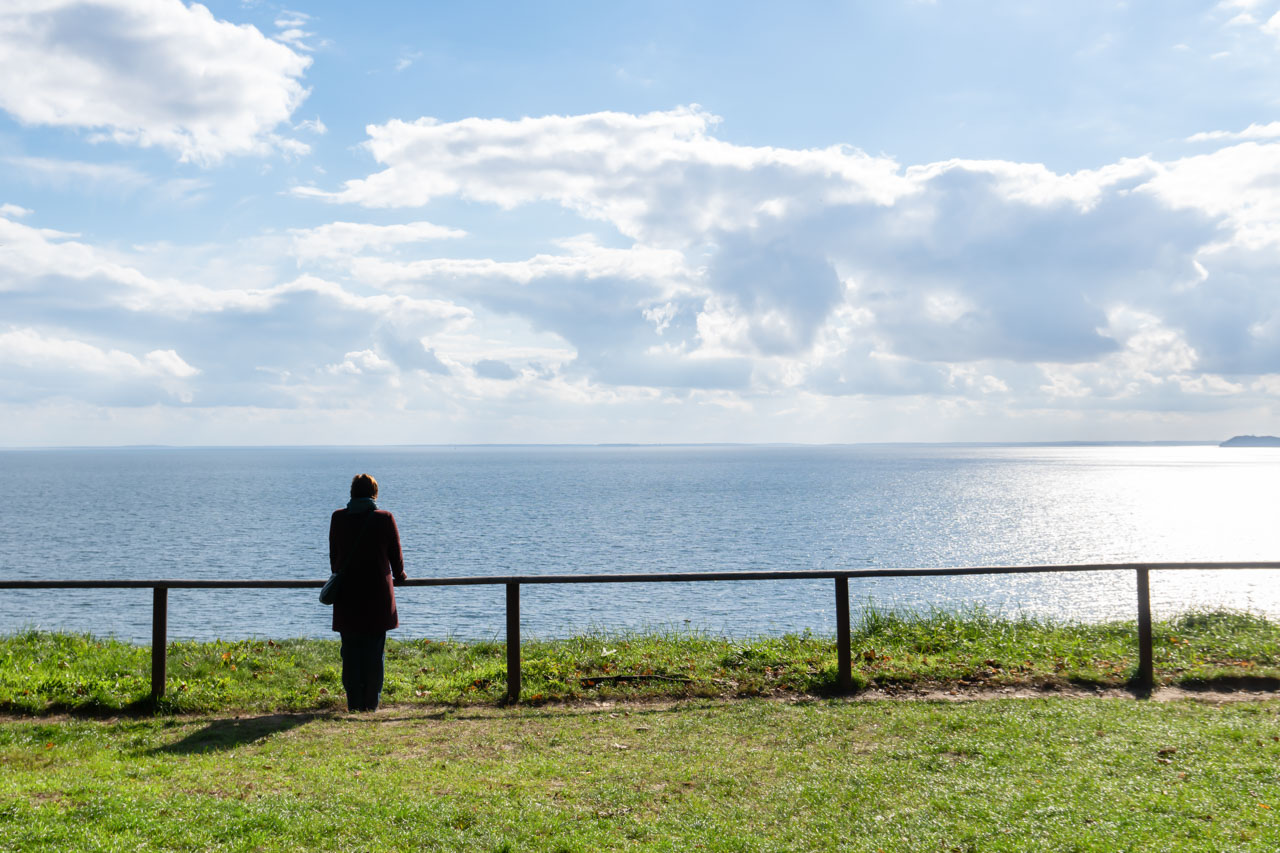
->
xmin=334 ymin=511 xmax=379 ymax=575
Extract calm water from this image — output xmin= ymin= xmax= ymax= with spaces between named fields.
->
xmin=0 ymin=445 xmax=1277 ymax=642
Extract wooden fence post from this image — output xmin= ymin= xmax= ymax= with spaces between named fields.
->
xmin=1136 ymin=568 xmax=1153 ymax=691
xmin=506 ymin=582 xmax=521 ymax=703
xmin=835 ymin=576 xmax=852 ymax=693
xmin=151 ymin=587 xmax=168 ymax=700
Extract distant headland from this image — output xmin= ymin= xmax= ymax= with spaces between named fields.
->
xmin=1220 ymin=435 xmax=1280 ymax=447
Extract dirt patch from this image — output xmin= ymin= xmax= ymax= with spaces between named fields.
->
xmin=840 ymin=682 xmax=1280 ymax=703
xmin=2 ymin=683 xmax=1278 ymax=725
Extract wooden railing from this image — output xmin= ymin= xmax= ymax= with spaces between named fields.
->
xmin=3 ymin=562 xmax=1278 ymax=702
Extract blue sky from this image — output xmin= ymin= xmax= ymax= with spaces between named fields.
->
xmin=2 ymin=0 xmax=1280 ymax=444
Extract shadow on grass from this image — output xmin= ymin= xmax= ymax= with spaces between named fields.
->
xmin=6 ymin=674 xmax=1279 ymax=725
xmin=0 ymin=695 xmax=164 ymax=719
xmin=152 ymin=712 xmax=325 ymax=754
xmin=1173 ymin=675 xmax=1280 ymax=692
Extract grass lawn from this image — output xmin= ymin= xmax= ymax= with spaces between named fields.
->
xmin=1 ymin=697 xmax=1279 ymax=851
xmin=2 ymin=609 xmax=1278 ymax=850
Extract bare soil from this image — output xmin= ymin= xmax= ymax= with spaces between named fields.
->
xmin=3 ymin=682 xmax=1278 ymax=725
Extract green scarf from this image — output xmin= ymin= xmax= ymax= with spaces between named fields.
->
xmin=346 ymin=497 xmax=378 ymax=514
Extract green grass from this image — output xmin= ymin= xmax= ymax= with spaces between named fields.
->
xmin=3 ymin=608 xmax=1279 ymax=850
xmin=2 ymin=607 xmax=1278 ymax=715
xmin=1 ymin=698 xmax=1279 ymax=851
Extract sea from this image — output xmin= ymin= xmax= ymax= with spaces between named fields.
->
xmin=0 ymin=444 xmax=1277 ymax=643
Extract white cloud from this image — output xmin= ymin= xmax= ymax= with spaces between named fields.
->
xmin=0 ymin=212 xmax=471 ymax=324
xmin=1103 ymin=308 xmax=1199 ymax=379
xmin=274 ymin=28 xmax=314 ymax=51
xmin=1143 ymin=141 xmax=1280 ymax=248
xmin=1211 ymin=0 xmax=1280 ymax=47
xmin=395 ymin=50 xmax=423 ymax=72
xmin=0 ymin=211 xmax=155 ymax=292
xmin=294 ymin=117 xmax=327 ymax=135
xmin=1021 ymin=306 xmax=1262 ymax=412
xmin=904 ymin=156 xmax=1157 ymax=212
xmin=272 ymin=9 xmax=325 ymax=52
xmin=293 ymin=107 xmax=914 ymax=243
xmin=0 ymin=211 xmax=480 ymax=410
xmin=0 ymin=203 xmax=31 ymax=218
xmin=0 ymin=326 xmax=200 ymax=404
xmin=0 ymin=0 xmax=312 ymax=164
xmin=0 ymin=327 xmax=197 ymax=379
xmin=326 ymin=349 xmax=396 ymax=375
xmin=289 ymin=220 xmax=467 ymax=262
xmin=344 ymin=235 xmax=688 ymax=288
xmin=1187 ymin=121 xmax=1280 ymax=142
xmin=141 ymin=347 xmax=199 ymax=378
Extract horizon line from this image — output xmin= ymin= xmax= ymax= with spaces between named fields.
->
xmin=0 ymin=439 xmax=1235 ymax=451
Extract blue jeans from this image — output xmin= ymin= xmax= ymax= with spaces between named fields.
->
xmin=340 ymin=631 xmax=386 ymax=711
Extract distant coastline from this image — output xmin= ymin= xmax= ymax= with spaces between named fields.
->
xmin=1220 ymin=435 xmax=1280 ymax=447
xmin=0 ymin=440 xmax=1228 ymax=451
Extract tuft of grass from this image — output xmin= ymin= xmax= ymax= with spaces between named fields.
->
xmin=1 ymin=607 xmax=1278 ymax=716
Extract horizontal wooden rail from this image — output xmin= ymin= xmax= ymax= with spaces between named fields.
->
xmin=3 ymin=561 xmax=1279 ymax=590
xmin=3 ymin=562 xmax=1278 ymax=702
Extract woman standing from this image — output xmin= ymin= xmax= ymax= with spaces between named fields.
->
xmin=329 ymin=473 xmax=407 ymax=712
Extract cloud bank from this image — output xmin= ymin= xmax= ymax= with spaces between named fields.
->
xmin=4 ymin=104 xmax=1280 ymax=442
xmin=288 ymin=109 xmax=1280 ymax=410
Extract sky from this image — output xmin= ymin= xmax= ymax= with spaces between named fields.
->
xmin=2 ymin=0 xmax=1280 ymax=445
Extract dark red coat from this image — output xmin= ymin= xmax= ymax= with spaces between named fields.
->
xmin=328 ymin=508 xmax=406 ymax=633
